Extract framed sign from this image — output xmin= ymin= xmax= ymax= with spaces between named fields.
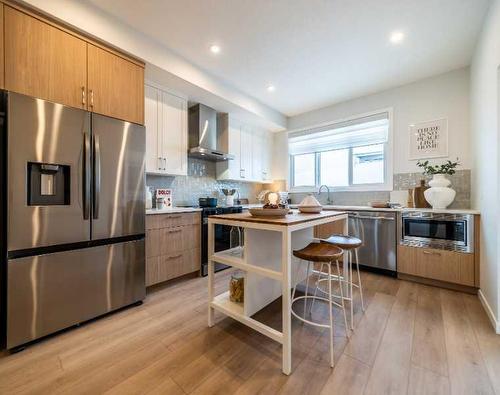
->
xmin=409 ymin=118 xmax=448 ymax=160
xmin=156 ymin=188 xmax=172 ymax=207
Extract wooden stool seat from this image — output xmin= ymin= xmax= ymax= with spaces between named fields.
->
xmin=293 ymin=242 xmax=343 ymax=262
xmin=321 ymin=234 xmax=362 ymax=249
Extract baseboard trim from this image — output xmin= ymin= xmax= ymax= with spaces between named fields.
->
xmin=478 ymin=289 xmax=500 ymax=334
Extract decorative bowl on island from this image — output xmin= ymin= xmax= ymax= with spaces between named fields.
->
xmin=298 ymin=195 xmax=323 ymax=213
xmin=249 ymin=203 xmax=289 ymax=218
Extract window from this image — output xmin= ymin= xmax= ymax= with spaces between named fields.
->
xmin=289 ymin=111 xmax=392 ymax=190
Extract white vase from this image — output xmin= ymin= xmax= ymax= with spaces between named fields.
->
xmin=424 ymin=174 xmax=456 ymax=209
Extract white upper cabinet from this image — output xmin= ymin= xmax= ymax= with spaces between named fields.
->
xmin=240 ymin=124 xmax=254 ymax=181
xmin=145 ymin=85 xmax=161 ymax=172
xmin=145 ymin=84 xmax=187 ymax=176
xmin=251 ymin=129 xmax=263 ymax=182
xmin=216 ymin=115 xmax=273 ymax=183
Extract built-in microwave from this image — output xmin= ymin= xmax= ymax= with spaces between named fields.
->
xmin=399 ymin=211 xmax=474 ymax=253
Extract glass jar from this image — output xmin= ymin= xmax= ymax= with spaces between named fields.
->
xmin=229 ymin=272 xmax=244 ymax=303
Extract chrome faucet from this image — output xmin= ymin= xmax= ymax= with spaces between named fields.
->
xmin=318 ymin=185 xmax=333 ymax=205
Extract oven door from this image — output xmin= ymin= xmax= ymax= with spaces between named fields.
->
xmin=201 ymin=220 xmax=243 ymax=276
xmin=401 ymin=214 xmax=473 ymax=252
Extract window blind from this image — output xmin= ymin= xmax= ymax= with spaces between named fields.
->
xmin=288 ymin=112 xmax=389 ymax=156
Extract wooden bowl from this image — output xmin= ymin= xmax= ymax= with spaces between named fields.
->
xmin=249 ymin=208 xmax=289 ymax=218
xmin=369 ymin=201 xmax=390 ymax=208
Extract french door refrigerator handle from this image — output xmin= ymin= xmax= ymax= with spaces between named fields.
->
xmin=92 ymin=134 xmax=101 ymax=220
xmin=83 ymin=131 xmax=91 ymax=220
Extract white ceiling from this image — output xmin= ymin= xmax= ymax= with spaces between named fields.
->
xmin=88 ymin=0 xmax=490 ymax=117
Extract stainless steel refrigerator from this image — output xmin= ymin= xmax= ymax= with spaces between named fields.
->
xmin=0 ymin=91 xmax=146 ymax=349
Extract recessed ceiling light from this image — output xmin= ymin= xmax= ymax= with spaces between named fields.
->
xmin=210 ymin=44 xmax=221 ymax=54
xmin=267 ymin=85 xmax=276 ymax=92
xmin=389 ymin=31 xmax=405 ymax=44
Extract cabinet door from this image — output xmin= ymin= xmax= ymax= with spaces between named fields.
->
xmin=87 ymin=44 xmax=144 ymax=124
xmin=262 ymin=130 xmax=273 ymax=181
xmin=240 ymin=125 xmax=253 ymax=180
xmin=252 ymin=129 xmax=263 ymax=182
xmin=227 ymin=119 xmax=242 ymax=179
xmin=145 ymin=85 xmax=162 ymax=173
xmin=398 ymin=245 xmax=475 ymax=286
xmin=161 ymin=92 xmax=187 ymax=175
xmin=5 ymin=6 xmax=87 ymax=109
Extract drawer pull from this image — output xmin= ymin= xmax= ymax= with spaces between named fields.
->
xmin=167 ymin=254 xmax=182 ymax=260
xmin=168 ymin=229 xmax=182 ymax=234
xmin=166 ymin=215 xmax=182 ymax=219
xmin=423 ymin=250 xmax=441 ymax=256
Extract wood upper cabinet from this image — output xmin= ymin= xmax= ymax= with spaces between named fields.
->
xmin=87 ymin=44 xmax=144 ymax=124
xmin=4 ymin=6 xmax=87 ymax=108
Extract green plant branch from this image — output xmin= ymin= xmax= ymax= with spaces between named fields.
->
xmin=416 ymin=158 xmax=460 ymax=176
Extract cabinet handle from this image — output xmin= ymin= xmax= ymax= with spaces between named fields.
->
xmin=81 ymin=87 xmax=86 ymax=106
xmin=167 ymin=254 xmax=182 ymax=260
xmin=166 ymin=215 xmax=182 ymax=219
xmin=163 ymin=157 xmax=167 ymax=170
xmin=158 ymin=157 xmax=162 ymax=170
xmin=168 ymin=229 xmax=182 ymax=234
xmin=240 ymin=169 xmax=245 ymax=178
xmin=89 ymin=89 xmax=94 ymax=108
xmin=423 ymin=250 xmax=441 ymax=256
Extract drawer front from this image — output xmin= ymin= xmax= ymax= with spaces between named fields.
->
xmin=160 ymin=227 xmax=184 ymax=255
xmin=158 ymin=253 xmax=184 ymax=282
xmin=147 ymin=212 xmax=201 ymax=229
xmin=184 ymin=248 xmax=201 ymax=274
xmin=146 ymin=229 xmax=160 ymax=258
xmin=398 ymin=245 xmax=475 ymax=286
xmin=146 ymin=256 xmax=159 ymax=286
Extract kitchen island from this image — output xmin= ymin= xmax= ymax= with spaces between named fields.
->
xmin=207 ymin=209 xmax=348 ymax=375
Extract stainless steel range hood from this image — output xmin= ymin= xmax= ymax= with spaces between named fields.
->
xmin=188 ymin=104 xmax=234 ymax=161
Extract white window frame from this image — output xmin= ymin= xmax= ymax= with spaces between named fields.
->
xmin=288 ymin=108 xmax=394 ymax=193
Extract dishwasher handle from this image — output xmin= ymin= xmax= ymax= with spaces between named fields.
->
xmin=348 ymin=213 xmax=395 ymax=221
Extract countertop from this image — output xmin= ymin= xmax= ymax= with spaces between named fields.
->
xmin=209 ymin=209 xmax=347 ymax=226
xmin=146 ymin=204 xmax=480 ymax=216
xmin=146 ymin=207 xmax=202 ymax=215
xmin=288 ymin=204 xmax=480 ymax=215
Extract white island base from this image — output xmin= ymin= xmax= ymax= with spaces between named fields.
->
xmin=207 ymin=210 xmax=348 ymax=375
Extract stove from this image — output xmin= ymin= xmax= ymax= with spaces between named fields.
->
xmin=200 ymin=206 xmax=243 ymax=276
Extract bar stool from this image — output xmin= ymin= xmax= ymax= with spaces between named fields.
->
xmin=291 ymin=242 xmax=349 ymax=367
xmin=318 ymin=235 xmax=365 ymax=330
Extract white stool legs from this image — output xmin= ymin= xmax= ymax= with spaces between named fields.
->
xmin=313 ymin=247 xmax=365 ymax=331
xmin=290 ymin=259 xmax=348 ymax=368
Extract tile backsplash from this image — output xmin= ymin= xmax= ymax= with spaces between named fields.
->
xmin=289 ymin=169 xmax=471 ymax=209
xmin=146 ymin=158 xmax=265 ymax=207
xmin=148 ymin=161 xmax=471 ymax=209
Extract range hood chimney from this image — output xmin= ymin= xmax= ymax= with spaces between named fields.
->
xmin=188 ymin=104 xmax=234 ymax=161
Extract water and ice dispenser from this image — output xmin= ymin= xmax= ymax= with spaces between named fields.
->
xmin=27 ymin=162 xmax=70 ymax=206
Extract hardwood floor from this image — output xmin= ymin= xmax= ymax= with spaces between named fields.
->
xmin=1 ymin=270 xmax=498 ymax=394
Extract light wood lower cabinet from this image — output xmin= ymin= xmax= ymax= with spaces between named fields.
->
xmin=397 ymin=245 xmax=475 ymax=286
xmin=145 ymin=212 xmax=201 ymax=286
xmin=314 ymin=218 xmax=346 ymax=239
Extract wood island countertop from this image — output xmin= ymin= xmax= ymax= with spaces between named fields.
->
xmin=209 ymin=209 xmax=347 ymax=226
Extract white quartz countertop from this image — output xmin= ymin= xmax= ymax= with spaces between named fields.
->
xmin=146 ymin=207 xmax=202 ymax=215
xmin=289 ymin=204 xmax=480 ymax=215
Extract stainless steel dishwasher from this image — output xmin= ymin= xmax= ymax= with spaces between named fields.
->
xmin=347 ymin=210 xmax=397 ymax=274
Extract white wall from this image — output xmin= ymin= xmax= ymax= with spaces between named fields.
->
xmin=470 ymin=0 xmax=500 ymax=333
xmin=287 ymin=68 xmax=471 ymax=174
